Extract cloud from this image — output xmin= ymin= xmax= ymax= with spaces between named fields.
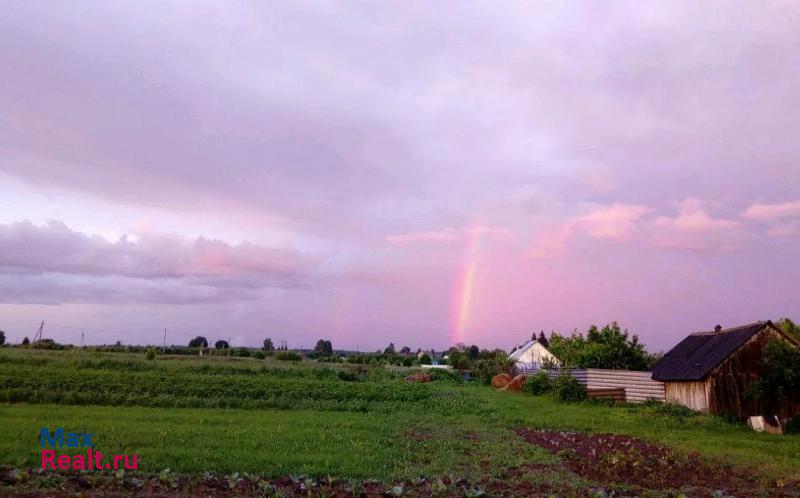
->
xmin=529 ymin=199 xmax=744 ymax=257
xmin=577 ymin=204 xmax=651 ymax=241
xmin=653 ymin=198 xmax=740 ymax=232
xmin=0 ymin=220 xmax=314 ymax=304
xmin=527 ymin=203 xmax=649 ymax=258
xmin=385 ymin=225 xmax=513 ymax=247
xmin=742 ymin=200 xmax=800 ymax=238
xmin=742 ymin=200 xmax=800 ymax=221
xmin=386 ymin=228 xmax=458 ymax=246
xmin=650 ymin=198 xmax=741 ymax=251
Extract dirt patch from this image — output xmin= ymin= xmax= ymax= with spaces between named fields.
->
xmin=403 ymin=373 xmax=430 ymax=383
xmin=516 ymin=428 xmax=800 ymax=497
xmin=0 ymin=467 xmax=600 ymax=497
xmin=404 ymin=427 xmax=433 ymax=442
xmin=462 ymin=430 xmax=479 ymax=441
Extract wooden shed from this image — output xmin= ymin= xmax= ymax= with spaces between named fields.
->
xmin=651 ymin=321 xmax=800 ymax=418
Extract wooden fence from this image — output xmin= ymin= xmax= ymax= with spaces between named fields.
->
xmin=513 ymin=364 xmax=665 ymax=403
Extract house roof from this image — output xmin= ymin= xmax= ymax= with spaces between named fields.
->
xmin=509 ymin=339 xmax=537 ymax=361
xmin=651 ymin=321 xmax=784 ymax=381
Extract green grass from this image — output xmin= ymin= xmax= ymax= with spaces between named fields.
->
xmin=0 ymin=348 xmax=798 ymax=483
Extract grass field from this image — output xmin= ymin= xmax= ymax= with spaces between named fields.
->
xmin=1 ymin=348 xmax=799 ymax=496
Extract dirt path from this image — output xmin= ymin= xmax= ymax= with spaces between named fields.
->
xmin=516 ymin=428 xmax=800 ymax=497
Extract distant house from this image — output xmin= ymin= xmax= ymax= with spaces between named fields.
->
xmin=509 ymin=340 xmax=560 ymax=370
xmin=652 ymin=321 xmax=800 ymax=417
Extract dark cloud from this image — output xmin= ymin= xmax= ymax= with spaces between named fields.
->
xmin=0 ymin=221 xmax=313 ymax=304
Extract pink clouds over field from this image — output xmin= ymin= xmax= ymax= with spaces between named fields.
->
xmin=1 ymin=1 xmax=799 ymax=351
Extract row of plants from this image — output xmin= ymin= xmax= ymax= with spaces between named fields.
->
xmin=0 ymin=359 xmax=477 ymax=414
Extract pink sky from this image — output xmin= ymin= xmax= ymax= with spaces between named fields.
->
xmin=1 ymin=1 xmax=799 ymax=352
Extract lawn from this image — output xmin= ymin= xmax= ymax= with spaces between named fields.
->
xmin=1 ymin=348 xmax=798 ymax=496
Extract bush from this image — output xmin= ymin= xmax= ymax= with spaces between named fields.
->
xmin=425 ymin=368 xmax=460 ymax=382
xmin=785 ymin=417 xmax=800 ymax=435
xmin=553 ymin=373 xmax=586 ymax=402
xmin=253 ymin=350 xmax=266 ymax=360
xmin=524 ymin=371 xmax=553 ymax=396
xmin=337 ymin=369 xmax=365 ymax=382
xmin=145 ymin=348 xmax=157 ymax=361
xmin=233 ymin=348 xmax=251 ymax=358
xmin=275 ymin=351 xmax=301 ymax=362
xmin=419 ymin=353 xmax=432 ymax=365
xmin=651 ymin=402 xmax=697 ymax=419
xmin=471 ymin=351 xmax=513 ymax=384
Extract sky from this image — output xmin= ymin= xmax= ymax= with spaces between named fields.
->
xmin=1 ymin=1 xmax=799 ymax=352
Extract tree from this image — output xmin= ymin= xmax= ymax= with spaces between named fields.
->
xmin=215 ymin=339 xmax=230 ymax=349
xmin=22 ymin=337 xmax=30 ymax=346
xmin=748 ymin=339 xmax=800 ymax=412
xmin=189 ymin=336 xmax=208 ymax=348
xmin=400 ymin=346 xmax=411 ymax=355
xmin=262 ymin=338 xmax=275 ymax=352
xmin=0 ymin=330 xmax=5 ymax=346
xmin=419 ymin=353 xmax=432 ymax=365
xmin=448 ymin=350 xmax=471 ymax=371
xmin=467 ymin=344 xmax=480 ymax=360
xmin=313 ymin=339 xmax=333 ymax=357
xmin=537 ymin=331 xmax=550 ymax=349
xmin=776 ymin=318 xmax=800 ymax=343
xmin=384 ymin=342 xmax=396 ymax=355
xmin=548 ymin=322 xmax=653 ymax=371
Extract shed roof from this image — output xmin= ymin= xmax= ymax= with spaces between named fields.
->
xmin=651 ymin=321 xmax=779 ymax=381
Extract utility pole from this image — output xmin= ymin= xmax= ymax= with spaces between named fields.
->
xmin=80 ymin=331 xmax=84 ymax=348
xmin=33 ymin=321 xmax=44 ymax=343
xmin=162 ymin=329 xmax=167 ymax=354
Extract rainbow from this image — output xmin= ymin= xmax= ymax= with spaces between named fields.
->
xmin=452 ymin=229 xmax=482 ymax=344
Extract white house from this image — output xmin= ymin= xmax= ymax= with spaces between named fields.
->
xmin=509 ymin=340 xmax=560 ymax=371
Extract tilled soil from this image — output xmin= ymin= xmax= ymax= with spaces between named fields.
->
xmin=3 ymin=430 xmax=799 ymax=497
xmin=516 ymin=428 xmax=800 ymax=497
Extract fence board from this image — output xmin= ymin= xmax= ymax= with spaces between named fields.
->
xmin=513 ymin=363 xmax=665 ymax=403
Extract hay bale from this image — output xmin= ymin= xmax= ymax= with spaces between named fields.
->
xmin=491 ymin=373 xmax=513 ymax=389
xmin=404 ymin=373 xmax=431 ymax=383
xmin=502 ymin=374 xmax=527 ymax=392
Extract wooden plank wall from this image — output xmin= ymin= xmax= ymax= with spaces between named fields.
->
xmin=514 ymin=365 xmax=665 ymax=403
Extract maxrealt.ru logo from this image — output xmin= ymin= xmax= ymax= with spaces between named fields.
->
xmin=40 ymin=428 xmax=138 ymax=471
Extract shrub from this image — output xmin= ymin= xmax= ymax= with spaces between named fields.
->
xmin=553 ymin=373 xmax=586 ymax=402
xmin=253 ymin=350 xmax=266 ymax=360
xmin=419 ymin=353 xmax=432 ymax=365
xmin=233 ymin=348 xmax=251 ymax=358
xmin=426 ymin=368 xmax=460 ymax=382
xmin=337 ymin=370 xmax=364 ymax=382
xmin=785 ymin=417 xmax=800 ymax=435
xmin=651 ymin=402 xmax=697 ymax=419
xmin=471 ymin=351 xmax=513 ymax=384
xmin=524 ymin=371 xmax=553 ymax=396
xmin=275 ymin=351 xmax=301 ymax=362
xmin=402 ymin=357 xmax=413 ymax=367
xmin=145 ymin=348 xmax=157 ymax=361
